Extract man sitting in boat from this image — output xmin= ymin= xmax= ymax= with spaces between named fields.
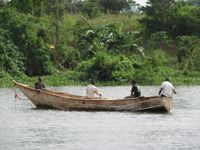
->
xmin=35 ymin=77 xmax=45 ymax=90
xmin=159 ymin=78 xmax=177 ymax=97
xmin=86 ymin=80 xmax=101 ymax=99
xmin=130 ymin=80 xmax=141 ymax=97
xmin=125 ymin=80 xmax=141 ymax=98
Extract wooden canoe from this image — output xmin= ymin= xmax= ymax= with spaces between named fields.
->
xmin=13 ymin=80 xmax=173 ymax=113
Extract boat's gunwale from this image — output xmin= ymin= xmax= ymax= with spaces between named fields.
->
xmin=13 ymin=80 xmax=166 ymax=102
xmin=13 ymin=80 xmax=131 ymax=102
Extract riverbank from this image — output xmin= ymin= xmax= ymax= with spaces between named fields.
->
xmin=1 ymin=2 xmax=200 ymax=88
xmin=1 ymin=71 xmax=200 ymax=88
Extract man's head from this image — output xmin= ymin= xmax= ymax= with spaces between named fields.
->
xmin=38 ymin=76 xmax=42 ymax=82
xmin=132 ymin=80 xmax=136 ymax=85
xmin=165 ymin=77 xmax=170 ymax=81
xmin=91 ymin=80 xmax=96 ymax=85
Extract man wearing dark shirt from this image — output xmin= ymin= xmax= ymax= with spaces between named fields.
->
xmin=131 ymin=80 xmax=141 ymax=97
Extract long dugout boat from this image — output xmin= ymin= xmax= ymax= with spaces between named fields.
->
xmin=13 ymin=80 xmax=173 ymax=113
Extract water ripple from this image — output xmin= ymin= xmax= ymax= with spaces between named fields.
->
xmin=0 ymin=86 xmax=200 ymax=150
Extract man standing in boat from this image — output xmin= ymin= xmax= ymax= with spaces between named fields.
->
xmin=86 ymin=80 xmax=101 ymax=98
xmin=35 ymin=77 xmax=45 ymax=90
xmin=159 ymin=78 xmax=177 ymax=97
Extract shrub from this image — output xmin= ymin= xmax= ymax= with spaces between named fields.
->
xmin=176 ymin=36 xmax=200 ymax=71
xmin=134 ymin=50 xmax=175 ymax=84
xmin=76 ymin=51 xmax=134 ymax=82
xmin=0 ymin=8 xmax=57 ymax=76
xmin=149 ymin=31 xmax=173 ymax=50
xmin=24 ymin=37 xmax=56 ymax=76
xmin=56 ymin=45 xmax=81 ymax=69
xmin=0 ymin=71 xmax=13 ymax=87
xmin=0 ymin=28 xmax=25 ymax=75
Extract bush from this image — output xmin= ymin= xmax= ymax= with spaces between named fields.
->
xmin=172 ymin=5 xmax=200 ymax=36
xmin=176 ymin=36 xmax=200 ymax=71
xmin=0 ymin=71 xmax=13 ymax=87
xmin=24 ymin=37 xmax=56 ymax=76
xmin=0 ymin=28 xmax=25 ymax=75
xmin=148 ymin=31 xmax=173 ymax=50
xmin=76 ymin=51 xmax=134 ymax=82
xmin=0 ymin=8 xmax=56 ymax=76
xmin=56 ymin=45 xmax=81 ymax=69
xmin=134 ymin=50 xmax=176 ymax=85
xmin=82 ymin=1 xmax=103 ymax=18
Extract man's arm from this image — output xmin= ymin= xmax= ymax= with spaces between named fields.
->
xmin=159 ymin=88 xmax=162 ymax=95
xmin=95 ymin=88 xmax=101 ymax=97
xmin=172 ymin=87 xmax=177 ymax=94
xmin=172 ymin=85 xmax=177 ymax=94
xmin=131 ymin=86 xmax=134 ymax=95
xmin=173 ymin=89 xmax=177 ymax=94
xmin=35 ymin=83 xmax=38 ymax=89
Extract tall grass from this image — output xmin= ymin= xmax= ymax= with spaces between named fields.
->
xmin=88 ymin=13 xmax=144 ymax=32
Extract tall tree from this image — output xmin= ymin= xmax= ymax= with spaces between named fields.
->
xmin=64 ymin=0 xmax=84 ymax=13
xmin=9 ymin=0 xmax=34 ymax=14
xmin=0 ymin=0 xmax=6 ymax=7
xmin=140 ymin=0 xmax=176 ymax=34
xmin=9 ymin=0 xmax=46 ymax=16
xmin=99 ymin=0 xmax=135 ymax=14
xmin=186 ymin=0 xmax=200 ymax=6
xmin=82 ymin=0 xmax=103 ymax=18
xmin=55 ymin=0 xmax=60 ymax=51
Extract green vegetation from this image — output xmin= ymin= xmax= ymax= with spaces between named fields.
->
xmin=0 ymin=0 xmax=200 ymax=87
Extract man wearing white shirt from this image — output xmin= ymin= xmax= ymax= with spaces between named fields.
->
xmin=159 ymin=78 xmax=177 ymax=97
xmin=86 ymin=80 xmax=101 ymax=98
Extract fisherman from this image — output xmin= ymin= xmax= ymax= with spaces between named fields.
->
xmin=35 ymin=76 xmax=45 ymax=90
xmin=130 ymin=79 xmax=141 ymax=97
xmin=86 ymin=80 xmax=101 ymax=98
xmin=124 ymin=79 xmax=141 ymax=99
xmin=159 ymin=78 xmax=177 ymax=97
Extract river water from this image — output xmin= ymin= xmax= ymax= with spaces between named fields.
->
xmin=0 ymin=86 xmax=200 ymax=150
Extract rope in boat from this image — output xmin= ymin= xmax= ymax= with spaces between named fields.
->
xmin=13 ymin=83 xmax=39 ymax=104
xmin=13 ymin=85 xmax=28 ymax=101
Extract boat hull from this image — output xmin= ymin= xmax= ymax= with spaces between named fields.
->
xmin=13 ymin=80 xmax=173 ymax=112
